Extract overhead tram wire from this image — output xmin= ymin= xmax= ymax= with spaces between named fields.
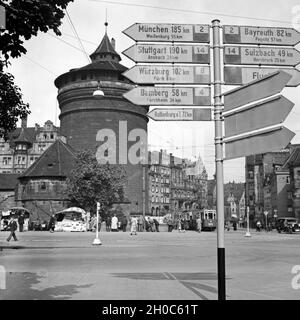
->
xmin=90 ymin=0 xmax=300 ymax=26
xmin=23 ymin=56 xmax=58 ymax=76
xmin=65 ymin=9 xmax=90 ymax=63
xmin=46 ymin=33 xmax=88 ymax=54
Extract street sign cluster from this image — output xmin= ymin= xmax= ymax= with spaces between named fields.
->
xmin=223 ymin=25 xmax=300 ymax=85
xmin=123 ymin=21 xmax=299 ymax=156
xmin=123 ymin=23 xmax=212 ymax=121
xmin=223 ymin=70 xmax=295 ymax=159
xmin=121 ymin=20 xmax=300 ymax=301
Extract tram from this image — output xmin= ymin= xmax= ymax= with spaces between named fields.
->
xmin=200 ymin=209 xmax=217 ymax=231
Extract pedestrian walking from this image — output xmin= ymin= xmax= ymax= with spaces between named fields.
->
xmin=121 ymin=215 xmax=128 ymax=232
xmin=111 ymin=214 xmax=118 ymax=232
xmin=48 ymin=214 xmax=55 ymax=233
xmin=106 ymin=215 xmax=111 ymax=232
xmin=138 ymin=215 xmax=144 ymax=232
xmin=196 ymin=215 xmax=202 ymax=233
xmin=130 ymin=216 xmax=138 ymax=235
xmin=233 ymin=220 xmax=237 ymax=231
xmin=148 ymin=217 xmax=154 ymax=232
xmin=144 ymin=217 xmax=150 ymax=232
xmin=18 ymin=213 xmax=24 ymax=232
xmin=153 ymin=218 xmax=159 ymax=232
xmin=167 ymin=216 xmax=173 ymax=232
xmin=6 ymin=217 xmax=18 ymax=242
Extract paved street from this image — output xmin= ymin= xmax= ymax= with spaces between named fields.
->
xmin=0 ymin=229 xmax=299 ymax=300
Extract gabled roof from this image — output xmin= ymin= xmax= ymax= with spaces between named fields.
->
xmin=0 ymin=174 xmax=20 ymax=190
xmin=19 ymin=139 xmax=77 ymax=179
xmin=282 ymin=147 xmax=300 ymax=169
xmin=90 ymin=33 xmax=121 ymax=62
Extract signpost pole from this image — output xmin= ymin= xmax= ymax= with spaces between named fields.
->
xmin=212 ymin=19 xmax=226 ymax=300
xmin=245 ymin=206 xmax=251 ymax=237
xmin=93 ymin=202 xmax=102 ymax=245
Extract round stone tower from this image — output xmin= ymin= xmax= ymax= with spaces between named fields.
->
xmin=54 ymin=30 xmax=149 ymax=214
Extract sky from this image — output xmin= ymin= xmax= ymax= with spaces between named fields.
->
xmin=6 ymin=0 xmax=300 ymax=182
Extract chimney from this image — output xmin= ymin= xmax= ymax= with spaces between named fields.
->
xmin=111 ymin=38 xmax=116 ymax=50
xmin=21 ymin=116 xmax=27 ymax=128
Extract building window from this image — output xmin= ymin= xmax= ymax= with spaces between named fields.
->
xmin=286 ymin=176 xmax=291 ymax=184
xmin=50 ymin=134 xmax=54 ymax=140
xmin=40 ymin=182 xmax=47 ymax=191
xmin=288 ymin=192 xmax=293 ymax=199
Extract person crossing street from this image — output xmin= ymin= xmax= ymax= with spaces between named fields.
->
xmin=6 ymin=217 xmax=18 ymax=242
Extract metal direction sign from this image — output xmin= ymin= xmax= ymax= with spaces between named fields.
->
xmin=224 ymin=126 xmax=295 ymax=160
xmin=123 ymin=23 xmax=210 ymax=43
xmin=123 ymin=65 xmax=211 ymax=84
xmin=224 ymin=46 xmax=300 ymax=66
xmin=124 ymin=86 xmax=211 ymax=106
xmin=223 ymin=25 xmax=300 ymax=46
xmin=122 ymin=44 xmax=210 ymax=64
xmin=223 ymin=70 xmax=292 ymax=112
xmin=147 ymin=108 xmax=212 ymax=121
xmin=224 ymin=66 xmax=300 ymax=87
xmin=224 ymin=95 xmax=294 ymax=137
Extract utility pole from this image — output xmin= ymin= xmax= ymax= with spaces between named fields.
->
xmin=212 ymin=19 xmax=226 ymax=300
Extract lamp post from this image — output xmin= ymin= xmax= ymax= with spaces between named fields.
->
xmin=93 ymin=202 xmax=102 ymax=245
xmin=245 ymin=206 xmax=251 ymax=237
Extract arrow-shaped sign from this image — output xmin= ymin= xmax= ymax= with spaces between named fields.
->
xmin=122 ymin=44 xmax=210 ymax=64
xmin=224 ymin=126 xmax=295 ymax=160
xmin=123 ymin=65 xmax=211 ymax=84
xmin=223 ymin=25 xmax=300 ymax=46
xmin=224 ymin=46 xmax=300 ymax=67
xmin=124 ymin=86 xmax=211 ymax=106
xmin=224 ymin=66 xmax=300 ymax=87
xmin=123 ymin=23 xmax=210 ymax=43
xmin=224 ymin=95 xmax=294 ymax=137
xmin=223 ymin=70 xmax=292 ymax=112
xmin=147 ymin=108 xmax=212 ymax=121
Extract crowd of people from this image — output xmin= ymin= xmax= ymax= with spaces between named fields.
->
xmin=88 ymin=214 xmax=162 ymax=234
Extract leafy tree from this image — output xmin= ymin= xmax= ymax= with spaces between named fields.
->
xmin=0 ymin=69 xmax=30 ymax=139
xmin=65 ymin=149 xmax=127 ymax=215
xmin=0 ymin=0 xmax=74 ymax=138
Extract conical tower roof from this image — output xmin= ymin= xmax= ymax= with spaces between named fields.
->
xmin=90 ymin=32 xmax=121 ymax=62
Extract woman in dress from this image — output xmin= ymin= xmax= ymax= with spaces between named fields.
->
xmin=130 ymin=216 xmax=138 ymax=235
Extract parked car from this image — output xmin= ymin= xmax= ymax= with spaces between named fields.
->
xmin=276 ymin=217 xmax=300 ymax=233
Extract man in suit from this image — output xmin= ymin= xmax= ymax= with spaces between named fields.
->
xmin=6 ymin=217 xmax=18 ymax=242
xmin=18 ymin=214 xmax=25 ymax=232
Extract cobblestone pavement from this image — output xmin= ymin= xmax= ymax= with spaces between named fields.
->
xmin=0 ymin=229 xmax=299 ymax=300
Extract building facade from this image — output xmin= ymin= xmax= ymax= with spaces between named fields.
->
xmin=245 ymin=144 xmax=300 ymax=224
xmin=0 ymin=119 xmax=60 ymax=174
xmin=148 ymin=150 xmax=208 ymax=216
